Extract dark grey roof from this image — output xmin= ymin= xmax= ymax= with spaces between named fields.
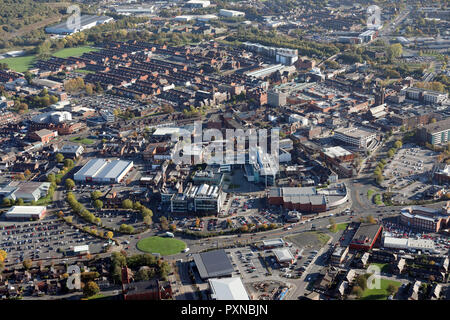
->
xmin=193 ymin=249 xmax=234 ymax=279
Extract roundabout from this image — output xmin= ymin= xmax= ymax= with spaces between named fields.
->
xmin=137 ymin=236 xmax=187 ymax=256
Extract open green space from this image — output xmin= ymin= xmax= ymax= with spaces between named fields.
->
xmin=70 ymin=137 xmax=95 ymax=145
xmin=369 ymin=263 xmax=391 ymax=273
xmin=361 ymin=278 xmax=401 ymax=300
xmin=0 ymin=46 xmax=98 ymax=72
xmin=374 ymin=194 xmax=383 ymax=205
xmin=312 ymin=231 xmax=330 ymax=245
xmin=329 ymin=223 xmax=348 ymax=233
xmin=137 ymin=236 xmax=186 ymax=256
xmin=52 ymin=46 xmax=98 ymax=58
xmin=0 ymin=55 xmax=36 ymax=72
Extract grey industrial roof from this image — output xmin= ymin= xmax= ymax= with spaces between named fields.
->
xmin=75 ymin=158 xmax=107 ymax=178
xmin=74 ymin=158 xmax=133 ymax=181
xmin=96 ymin=160 xmax=132 ymax=180
xmin=46 ymin=15 xmax=112 ymax=32
xmin=193 ymin=249 xmax=234 ymax=279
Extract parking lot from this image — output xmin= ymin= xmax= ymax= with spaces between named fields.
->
xmin=382 ymin=220 xmax=450 ymax=256
xmin=0 ymin=215 xmax=106 ymax=265
xmin=384 ymin=144 xmax=437 ymax=185
xmin=172 ymin=195 xmax=283 ymax=234
xmin=226 ymin=248 xmax=267 ymax=281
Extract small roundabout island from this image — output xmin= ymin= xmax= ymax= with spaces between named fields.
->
xmin=136 ymin=236 xmax=187 ymax=256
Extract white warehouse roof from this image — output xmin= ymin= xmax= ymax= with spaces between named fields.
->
xmin=5 ymin=206 xmax=46 ymax=219
xmin=273 ymin=248 xmax=295 ymax=262
xmin=74 ymin=158 xmax=133 ymax=183
xmin=73 ymin=245 xmax=90 ymax=253
xmin=209 ymin=277 xmax=249 ymax=300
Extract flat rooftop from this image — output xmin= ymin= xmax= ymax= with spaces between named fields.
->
xmin=334 ymin=126 xmax=375 ymax=139
xmin=350 ymin=223 xmax=382 ymax=247
xmin=193 ymin=249 xmax=234 ymax=279
xmin=209 ymin=277 xmax=249 ymax=300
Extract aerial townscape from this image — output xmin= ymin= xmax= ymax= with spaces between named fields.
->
xmin=0 ymin=0 xmax=449 ymax=307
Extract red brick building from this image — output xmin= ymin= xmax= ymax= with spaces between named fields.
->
xmin=349 ymin=223 xmax=383 ymax=251
xmin=29 ymin=129 xmax=58 ymax=144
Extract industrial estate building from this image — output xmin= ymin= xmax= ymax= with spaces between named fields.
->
xmin=45 ymin=15 xmax=114 ymax=35
xmin=74 ymin=158 xmax=133 ymax=183
xmin=219 ymin=9 xmax=245 ymax=18
xmin=4 ymin=206 xmax=47 ymax=221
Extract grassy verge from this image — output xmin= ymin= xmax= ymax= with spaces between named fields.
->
xmin=329 ymin=223 xmax=348 ymax=233
xmin=367 ymin=189 xmax=374 ymax=200
xmin=374 ymin=194 xmax=383 ymax=205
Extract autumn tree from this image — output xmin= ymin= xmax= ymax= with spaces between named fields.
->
xmin=122 ymin=199 xmax=133 ymax=209
xmin=0 ymin=249 xmax=7 ymax=263
xmin=23 ymin=259 xmax=33 ymax=270
xmin=83 ymin=281 xmax=100 ymax=297
xmin=387 ymin=283 xmax=398 ymax=296
xmin=352 ymin=286 xmax=363 ymax=298
xmin=91 ymin=191 xmax=102 ymax=200
xmin=93 ymin=199 xmax=103 ymax=211
xmin=65 ymin=178 xmax=75 ymax=190
xmin=160 ymin=216 xmax=169 ymax=230
xmin=55 ymin=153 xmax=64 ymax=163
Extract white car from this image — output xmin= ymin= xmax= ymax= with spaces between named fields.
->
xmin=183 ymin=248 xmax=190 ymax=253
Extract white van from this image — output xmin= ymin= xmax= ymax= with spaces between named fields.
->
xmin=183 ymin=248 xmax=190 ymax=253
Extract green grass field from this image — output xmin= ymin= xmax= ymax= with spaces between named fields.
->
xmin=52 ymin=46 xmax=98 ymax=58
xmin=70 ymin=137 xmax=95 ymax=145
xmin=369 ymin=263 xmax=391 ymax=273
xmin=0 ymin=55 xmax=36 ymax=72
xmin=0 ymin=46 xmax=98 ymax=72
xmin=137 ymin=236 xmax=186 ymax=256
xmin=361 ymin=278 xmax=401 ymax=300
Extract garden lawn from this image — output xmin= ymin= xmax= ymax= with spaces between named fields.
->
xmin=52 ymin=46 xmax=98 ymax=58
xmin=361 ymin=278 xmax=401 ymax=300
xmin=137 ymin=236 xmax=186 ymax=256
